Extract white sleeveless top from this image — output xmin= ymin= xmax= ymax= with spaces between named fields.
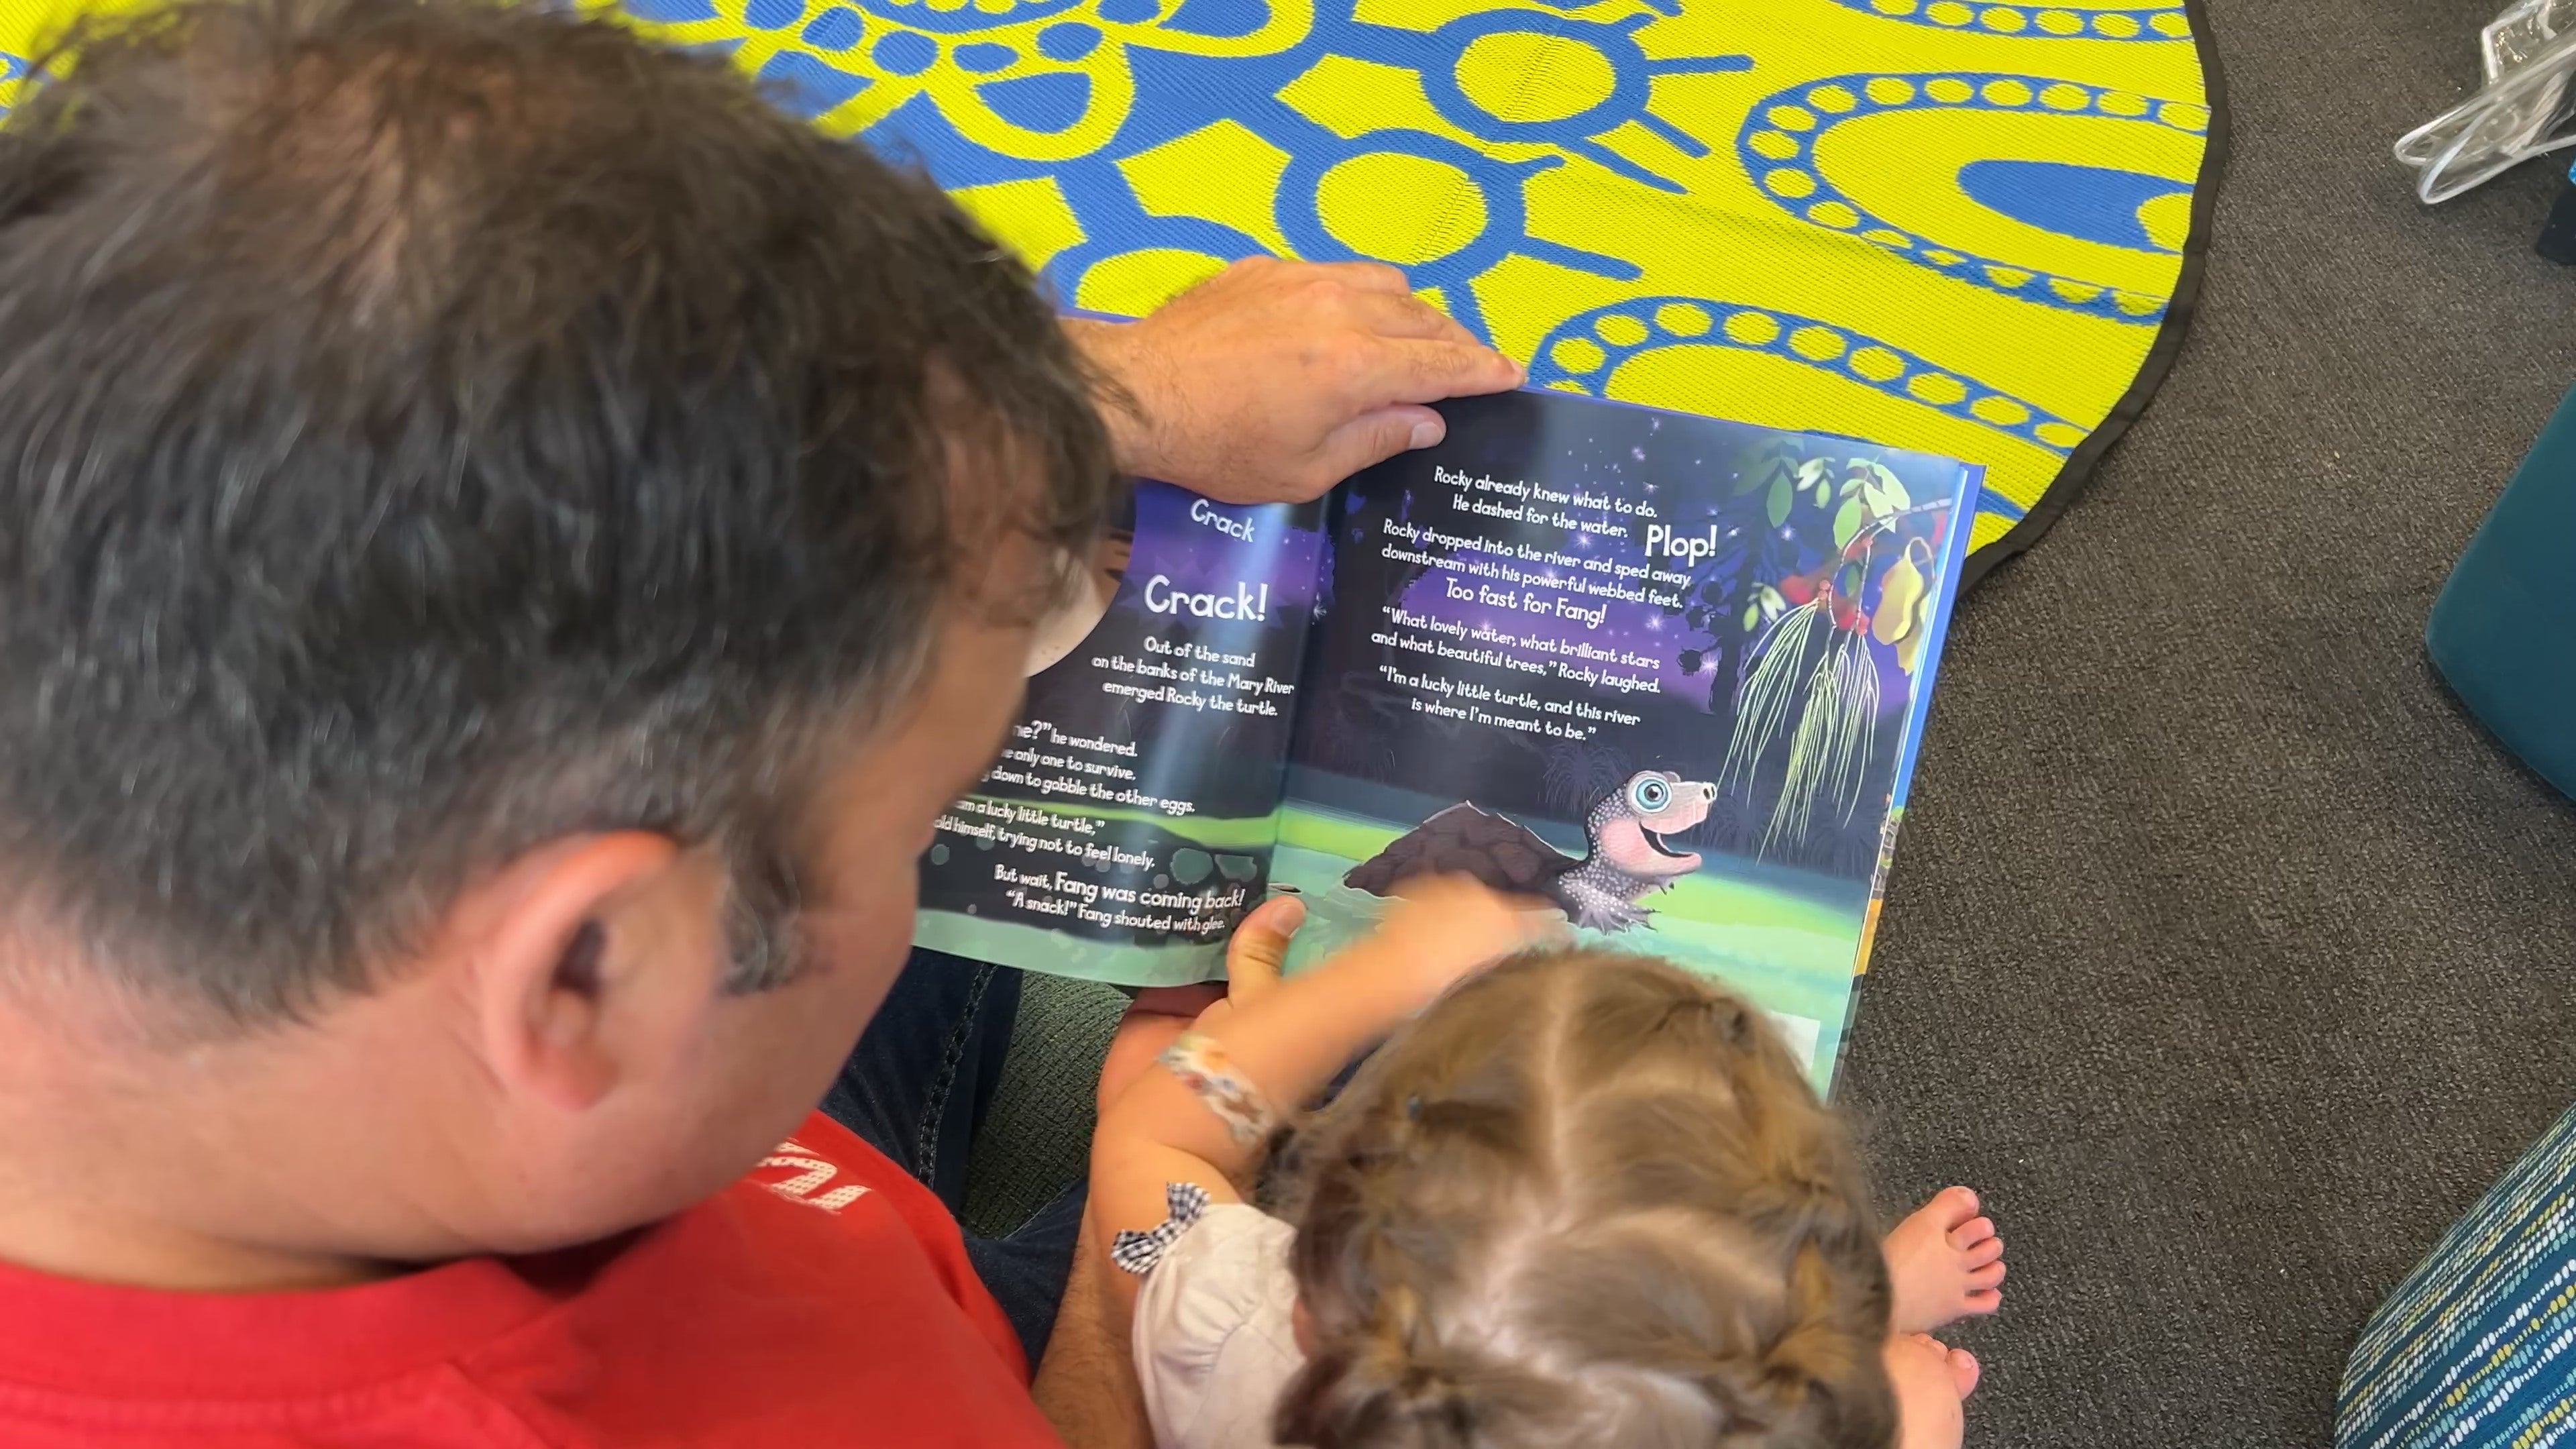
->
xmin=1128 ymin=1200 xmax=1308 ymax=1449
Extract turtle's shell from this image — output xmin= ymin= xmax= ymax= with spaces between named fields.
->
xmin=1342 ymin=802 xmax=1578 ymax=898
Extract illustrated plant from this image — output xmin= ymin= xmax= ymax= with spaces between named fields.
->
xmin=1716 ymin=457 xmax=1947 ymax=856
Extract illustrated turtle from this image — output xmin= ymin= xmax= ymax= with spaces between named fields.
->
xmin=1342 ymin=769 xmax=1719 ymax=932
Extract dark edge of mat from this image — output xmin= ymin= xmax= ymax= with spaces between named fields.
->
xmin=1840 ymin=7 xmax=2231 ymax=1106
xmin=1955 ymin=0 xmax=2233 ymax=590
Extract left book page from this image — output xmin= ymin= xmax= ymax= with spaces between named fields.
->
xmin=912 ymin=480 xmax=1327 ymax=984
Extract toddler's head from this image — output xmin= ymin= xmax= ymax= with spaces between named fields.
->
xmin=1280 ymin=950 xmax=1895 ymax=1449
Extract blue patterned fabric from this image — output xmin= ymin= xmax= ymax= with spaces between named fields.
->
xmin=2339 ymin=1106 xmax=2576 ymax=1449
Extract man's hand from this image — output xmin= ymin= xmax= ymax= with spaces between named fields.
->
xmin=1069 ymin=257 xmax=1523 ymax=504
xmin=1032 ymin=1202 xmax=1153 ymax=1449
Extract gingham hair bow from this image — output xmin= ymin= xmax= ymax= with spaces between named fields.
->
xmin=1110 ymin=1182 xmax=1213 ymax=1276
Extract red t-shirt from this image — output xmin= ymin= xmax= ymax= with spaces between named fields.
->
xmin=0 ymin=1112 xmax=1066 ymax=1447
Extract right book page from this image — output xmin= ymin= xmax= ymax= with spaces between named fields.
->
xmin=1278 ymin=388 xmax=1981 ymax=1096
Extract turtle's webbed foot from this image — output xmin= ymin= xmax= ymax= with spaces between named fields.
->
xmin=1569 ymin=891 xmax=1652 ymax=934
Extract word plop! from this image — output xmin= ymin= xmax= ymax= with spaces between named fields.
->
xmin=1644 ymin=523 xmax=1723 ymax=567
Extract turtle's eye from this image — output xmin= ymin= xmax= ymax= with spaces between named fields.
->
xmin=1631 ymin=775 xmax=1670 ymax=813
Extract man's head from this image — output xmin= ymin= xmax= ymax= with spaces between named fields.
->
xmin=0 ymin=0 xmax=1111 ymax=1278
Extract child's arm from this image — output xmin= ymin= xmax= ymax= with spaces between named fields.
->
xmin=1088 ymin=878 xmax=1551 ymax=1308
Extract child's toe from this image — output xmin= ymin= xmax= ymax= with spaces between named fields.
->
xmin=1967 ymin=1260 xmax=2005 ymax=1291
xmin=1947 ymin=1216 xmax=1996 ymax=1251
xmin=1963 ymin=1235 xmax=2004 ymax=1269
xmin=1945 ymin=1347 xmax=1980 ymax=1397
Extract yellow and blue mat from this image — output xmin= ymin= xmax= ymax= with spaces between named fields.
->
xmin=0 ymin=0 xmax=2222 ymax=576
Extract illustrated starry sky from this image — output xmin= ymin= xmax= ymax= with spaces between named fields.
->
xmin=1377 ymin=396 xmax=1960 ymax=722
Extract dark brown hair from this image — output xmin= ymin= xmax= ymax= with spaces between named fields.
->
xmin=0 ymin=0 xmax=1117 ymax=1020
xmin=1277 ymin=950 xmax=1897 ymax=1449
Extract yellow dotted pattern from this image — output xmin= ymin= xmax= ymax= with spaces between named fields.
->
xmin=1868 ymin=0 xmax=2194 ymax=42
xmin=1540 ymin=301 xmax=2079 ymax=476
xmin=1595 ymin=313 xmax=1649 ymax=347
xmin=1552 ymin=337 xmax=1608 ymax=374
xmin=1654 ymin=303 xmax=1713 ymax=336
xmin=1739 ymin=70 xmax=2207 ymax=339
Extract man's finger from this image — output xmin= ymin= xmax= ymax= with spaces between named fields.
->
xmin=1347 ymin=288 xmax=1484 ymax=348
xmin=1332 ymin=337 xmax=1522 ymax=409
xmin=1304 ymin=260 xmax=1415 ymax=294
xmin=1223 ymin=893 xmax=1304 ymax=1002
xmin=1390 ymin=337 xmax=1525 ymax=402
xmin=1311 ymin=404 xmax=1445 ymax=487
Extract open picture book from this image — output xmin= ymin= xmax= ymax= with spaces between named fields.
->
xmin=914 ymin=386 xmax=1982 ymax=1091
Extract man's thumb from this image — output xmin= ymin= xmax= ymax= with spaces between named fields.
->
xmin=1225 ymin=893 xmax=1305 ymax=996
xmin=1316 ymin=405 xmax=1444 ymax=486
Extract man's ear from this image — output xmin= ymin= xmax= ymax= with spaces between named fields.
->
xmin=468 ymin=832 xmax=697 ymax=1114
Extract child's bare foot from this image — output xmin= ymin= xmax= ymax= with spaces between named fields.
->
xmin=1883 ymin=1333 xmax=1978 ymax=1449
xmin=1884 ymin=1186 xmax=2004 ymax=1335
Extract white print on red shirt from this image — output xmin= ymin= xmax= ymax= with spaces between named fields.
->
xmin=755 ymin=1139 xmax=874 ymax=1214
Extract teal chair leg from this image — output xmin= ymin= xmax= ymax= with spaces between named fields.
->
xmin=2428 ymin=383 xmax=2576 ymax=800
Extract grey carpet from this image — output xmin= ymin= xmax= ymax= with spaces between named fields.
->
xmin=969 ymin=1 xmax=2576 ymax=1438
xmin=1838 ymin=1 xmax=2576 ymax=1443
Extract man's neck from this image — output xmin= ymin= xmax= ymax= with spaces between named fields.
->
xmin=0 ymin=982 xmax=393 ymax=1295
xmin=0 ymin=1181 xmax=391 ymax=1292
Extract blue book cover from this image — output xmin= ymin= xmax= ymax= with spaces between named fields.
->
xmin=915 ymin=386 xmax=1981 ymax=1094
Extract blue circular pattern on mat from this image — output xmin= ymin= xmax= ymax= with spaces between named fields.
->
xmin=799 ymin=5 xmax=865 ymax=48
xmin=1272 ymin=131 xmax=1642 ymax=337
xmin=596 ymin=0 xmax=2211 ymax=557
xmin=1409 ymin=11 xmax=1750 ymax=195
xmin=1036 ymin=20 xmax=1102 ymax=58
xmin=976 ymin=71 xmax=1091 ymax=130
xmin=870 ymin=27 xmax=937 ymax=73
xmin=1733 ymin=72 xmax=2207 ymax=325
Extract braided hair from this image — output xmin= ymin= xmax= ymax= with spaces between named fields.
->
xmin=1274 ymin=950 xmax=1896 ymax=1449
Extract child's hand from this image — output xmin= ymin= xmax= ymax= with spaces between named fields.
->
xmin=1349 ymin=875 xmax=1565 ymax=1010
xmin=1187 ymin=891 xmax=1296 ymax=1026
xmin=1095 ymin=894 xmax=1305 ymax=1112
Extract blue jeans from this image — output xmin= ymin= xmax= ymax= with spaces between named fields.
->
xmin=821 ymin=949 xmax=1089 ymax=1368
